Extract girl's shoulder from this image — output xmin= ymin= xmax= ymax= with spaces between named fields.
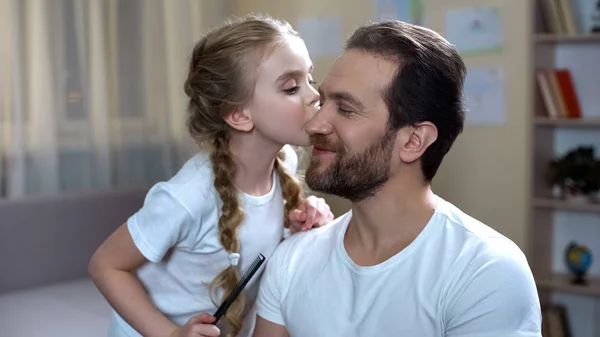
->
xmin=158 ymin=152 xmax=217 ymax=218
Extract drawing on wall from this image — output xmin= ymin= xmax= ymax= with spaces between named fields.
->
xmin=374 ymin=0 xmax=425 ymax=26
xmin=445 ymin=6 xmax=504 ymax=55
xmin=463 ymin=66 xmax=506 ymax=126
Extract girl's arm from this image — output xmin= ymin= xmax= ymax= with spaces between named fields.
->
xmin=88 ymin=223 xmax=178 ymax=337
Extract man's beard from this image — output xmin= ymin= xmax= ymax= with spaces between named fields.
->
xmin=305 ymin=130 xmax=397 ymax=203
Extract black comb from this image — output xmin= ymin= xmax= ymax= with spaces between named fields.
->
xmin=213 ymin=253 xmax=266 ymax=324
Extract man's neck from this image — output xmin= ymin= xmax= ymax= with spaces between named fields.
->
xmin=228 ymin=132 xmax=282 ymax=196
xmin=345 ymin=173 xmax=438 ymax=266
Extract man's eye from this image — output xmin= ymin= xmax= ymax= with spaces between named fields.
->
xmin=338 ymin=106 xmax=353 ymax=114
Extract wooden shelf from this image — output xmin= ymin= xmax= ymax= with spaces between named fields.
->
xmin=536 ymin=274 xmax=600 ymax=296
xmin=534 ymin=117 xmax=600 ymax=127
xmin=535 ymin=33 xmax=600 ymax=43
xmin=533 ymin=198 xmax=600 ymax=213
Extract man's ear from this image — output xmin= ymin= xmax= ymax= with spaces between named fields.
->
xmin=397 ymin=122 xmax=438 ymax=163
xmin=224 ymin=107 xmax=254 ymax=132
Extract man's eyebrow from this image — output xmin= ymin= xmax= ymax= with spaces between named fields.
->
xmin=319 ymin=86 xmax=365 ymax=111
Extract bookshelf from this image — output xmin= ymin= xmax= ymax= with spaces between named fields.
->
xmin=531 ymin=0 xmax=600 ymax=336
xmin=534 ymin=116 xmax=600 ymax=127
xmin=536 ymin=274 xmax=600 ymax=296
xmin=533 ymin=198 xmax=600 ymax=213
xmin=535 ymin=33 xmax=600 ymax=43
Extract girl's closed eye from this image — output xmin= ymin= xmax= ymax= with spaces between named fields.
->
xmin=282 ymin=79 xmax=299 ymax=94
xmin=283 ymin=77 xmax=317 ymax=95
xmin=283 ymin=86 xmax=300 ymax=95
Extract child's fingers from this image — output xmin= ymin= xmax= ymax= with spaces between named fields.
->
xmin=302 ymin=204 xmax=317 ymax=230
xmin=288 ymin=209 xmax=307 ymax=222
xmin=191 ymin=323 xmax=220 ymax=337
xmin=188 ymin=313 xmax=216 ymax=325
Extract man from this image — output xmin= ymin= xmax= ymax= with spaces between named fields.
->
xmin=252 ymin=20 xmax=542 ymax=337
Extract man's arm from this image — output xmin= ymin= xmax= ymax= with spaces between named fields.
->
xmin=253 ymin=315 xmax=289 ymax=337
xmin=444 ymin=238 xmax=543 ymax=337
xmin=252 ymin=237 xmax=296 ymax=337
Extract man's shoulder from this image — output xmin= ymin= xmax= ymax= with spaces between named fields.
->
xmin=268 ymin=211 xmax=351 ymax=271
xmin=276 ymin=211 xmax=350 ymax=254
xmin=435 ymin=198 xmax=519 ymax=250
xmin=439 ymin=198 xmax=530 ymax=276
xmin=436 ymin=200 xmax=541 ymax=336
xmin=436 ymin=197 xmax=505 ymax=240
xmin=434 ymin=197 xmax=529 ymax=273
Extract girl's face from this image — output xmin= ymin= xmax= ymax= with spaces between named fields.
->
xmin=242 ymin=36 xmax=320 ymax=147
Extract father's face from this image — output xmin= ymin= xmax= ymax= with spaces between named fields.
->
xmin=304 ymin=50 xmax=398 ymax=203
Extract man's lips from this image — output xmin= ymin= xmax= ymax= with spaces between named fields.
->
xmin=312 ymin=146 xmax=336 ymax=156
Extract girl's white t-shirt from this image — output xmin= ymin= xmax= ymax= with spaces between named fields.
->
xmin=108 ymin=145 xmax=299 ymax=337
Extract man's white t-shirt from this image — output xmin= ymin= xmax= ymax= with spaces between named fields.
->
xmin=256 ymin=197 xmax=542 ymax=337
xmin=108 ymin=145 xmax=299 ymax=337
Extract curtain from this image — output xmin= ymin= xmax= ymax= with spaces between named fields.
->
xmin=0 ymin=0 xmax=233 ymax=199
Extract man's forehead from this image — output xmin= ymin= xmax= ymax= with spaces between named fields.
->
xmin=321 ymin=50 xmax=395 ymax=96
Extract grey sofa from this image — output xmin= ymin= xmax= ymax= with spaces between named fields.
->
xmin=0 ymin=187 xmax=147 ymax=294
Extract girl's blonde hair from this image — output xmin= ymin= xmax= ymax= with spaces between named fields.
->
xmin=183 ymin=14 xmax=304 ymax=336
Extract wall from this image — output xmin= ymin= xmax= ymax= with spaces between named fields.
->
xmin=234 ymin=0 xmax=532 ymax=250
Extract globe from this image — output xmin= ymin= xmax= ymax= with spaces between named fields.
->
xmin=565 ymin=242 xmax=593 ymax=285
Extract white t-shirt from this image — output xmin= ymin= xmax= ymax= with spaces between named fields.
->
xmin=109 ymin=145 xmax=299 ymax=337
xmin=256 ymin=197 xmax=542 ymax=337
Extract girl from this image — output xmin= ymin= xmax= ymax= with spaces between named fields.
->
xmin=89 ymin=14 xmax=334 ymax=337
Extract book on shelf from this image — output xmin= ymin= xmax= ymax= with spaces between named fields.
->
xmin=538 ymin=0 xmax=598 ymax=34
xmin=535 ymin=69 xmax=582 ymax=119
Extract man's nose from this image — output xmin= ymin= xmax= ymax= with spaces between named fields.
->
xmin=305 ymin=112 xmax=333 ymax=136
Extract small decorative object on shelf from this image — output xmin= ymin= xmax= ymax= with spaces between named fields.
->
xmin=565 ymin=242 xmax=593 ymax=285
xmin=545 ymin=146 xmax=600 ymax=202
xmin=592 ymin=0 xmax=600 ymax=33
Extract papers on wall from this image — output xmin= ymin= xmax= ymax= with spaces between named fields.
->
xmin=463 ymin=67 xmax=506 ymax=126
xmin=374 ymin=0 xmax=425 ymax=26
xmin=445 ymin=6 xmax=504 ymax=55
xmin=296 ymin=15 xmax=343 ymax=58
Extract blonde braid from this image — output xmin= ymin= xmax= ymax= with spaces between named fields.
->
xmin=208 ymin=132 xmax=245 ymax=337
xmin=274 ymin=149 xmax=304 ymax=230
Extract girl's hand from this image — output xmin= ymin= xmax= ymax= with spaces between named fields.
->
xmin=288 ymin=195 xmax=334 ymax=234
xmin=170 ymin=314 xmax=220 ymax=337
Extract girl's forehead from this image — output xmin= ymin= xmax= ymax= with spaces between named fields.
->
xmin=255 ymin=37 xmax=312 ymax=81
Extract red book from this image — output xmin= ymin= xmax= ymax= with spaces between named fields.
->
xmin=554 ymin=69 xmax=582 ymax=119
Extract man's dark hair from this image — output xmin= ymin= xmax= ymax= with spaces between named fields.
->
xmin=345 ymin=20 xmax=466 ymax=182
